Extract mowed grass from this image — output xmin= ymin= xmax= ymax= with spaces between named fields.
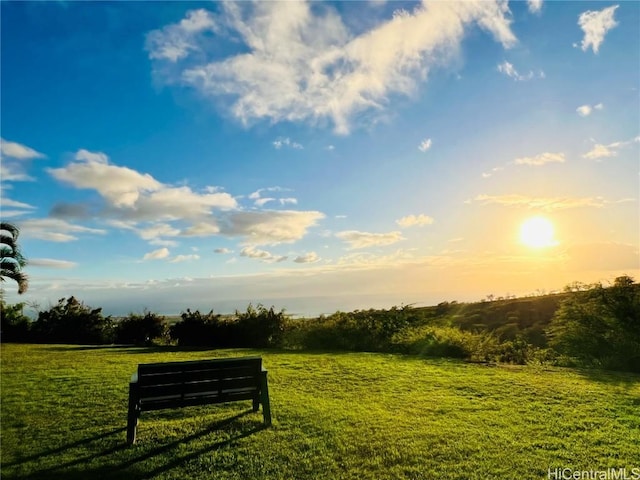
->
xmin=1 ymin=344 xmax=639 ymax=479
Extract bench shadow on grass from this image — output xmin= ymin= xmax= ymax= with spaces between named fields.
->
xmin=11 ymin=409 xmax=266 ymax=480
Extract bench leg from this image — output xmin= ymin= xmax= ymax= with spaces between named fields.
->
xmin=252 ymin=395 xmax=260 ymax=412
xmin=260 ymin=371 xmax=272 ymax=426
xmin=127 ymin=383 xmax=140 ymax=445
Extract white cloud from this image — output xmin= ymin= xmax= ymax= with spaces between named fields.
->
xmin=577 ymin=103 xmax=603 ymax=116
xmin=224 ymin=210 xmax=325 ymax=245
xmin=75 ymin=149 xmax=109 ymax=164
xmin=49 ymin=150 xmax=162 ymax=208
xmin=527 ymin=0 xmax=543 ymax=14
xmin=249 ymin=186 xmax=296 ymax=207
xmin=240 ymin=246 xmax=287 ymax=263
xmin=20 ymin=218 xmax=106 ymax=242
xmin=0 ymin=138 xmax=45 ymax=160
xmin=1 ymin=198 xmax=36 ymax=209
xmin=29 ymin=258 xmax=78 ymax=269
xmin=143 ymin=248 xmax=170 ymax=260
xmin=170 ymin=254 xmax=200 ymax=263
xmin=294 ymin=252 xmax=320 ymax=263
xmin=47 ymin=152 xmax=324 ymax=248
xmin=513 ymin=152 xmax=565 ymax=166
xmin=418 ymin=138 xmax=432 ymax=152
xmin=336 ymin=230 xmax=404 ymax=249
xmin=182 ymin=222 xmax=220 ymax=237
xmin=136 ymin=223 xmax=181 ymax=241
xmin=497 ymin=61 xmax=543 ymax=81
xmin=576 ymin=105 xmax=592 ymax=117
xmin=0 ymin=164 xmax=35 ymax=182
xmin=255 ymin=198 xmax=275 ymax=207
xmin=150 ymin=1 xmax=516 ymax=134
xmin=273 ymin=137 xmax=303 ymax=149
xmin=583 ymin=136 xmax=638 ymax=160
xmin=49 ymin=150 xmax=237 ymax=219
xmin=145 ymin=9 xmax=218 ymax=62
xmin=396 ymin=214 xmax=434 ymax=228
xmin=578 ymin=5 xmax=619 ymax=54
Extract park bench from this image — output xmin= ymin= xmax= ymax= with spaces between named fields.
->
xmin=127 ymin=356 xmax=271 ymax=444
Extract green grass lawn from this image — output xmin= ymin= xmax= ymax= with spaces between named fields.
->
xmin=1 ymin=344 xmax=639 ymax=479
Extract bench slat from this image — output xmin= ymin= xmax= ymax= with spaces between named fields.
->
xmin=139 ymin=376 xmax=260 ymax=398
xmin=137 ymin=366 xmax=260 ymax=387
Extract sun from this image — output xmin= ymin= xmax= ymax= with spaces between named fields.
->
xmin=519 ymin=217 xmax=558 ymax=249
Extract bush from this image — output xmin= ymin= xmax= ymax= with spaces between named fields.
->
xmin=115 ymin=311 xmax=167 ymax=345
xmin=234 ymin=304 xmax=286 ymax=348
xmin=0 ymin=300 xmax=32 ymax=342
xmin=32 ymin=296 xmax=113 ymax=344
xmin=288 ymin=306 xmax=419 ymax=352
xmin=169 ymin=309 xmax=222 ymax=347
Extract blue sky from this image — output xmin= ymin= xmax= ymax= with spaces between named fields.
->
xmin=1 ymin=0 xmax=638 ymax=316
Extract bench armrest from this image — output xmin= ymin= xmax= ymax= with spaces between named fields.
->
xmin=130 ymin=372 xmax=138 ymax=384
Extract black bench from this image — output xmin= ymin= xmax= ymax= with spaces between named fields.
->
xmin=127 ymin=356 xmax=271 ymax=444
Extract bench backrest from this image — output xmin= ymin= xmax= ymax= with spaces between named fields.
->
xmin=136 ymin=357 xmax=263 ymax=408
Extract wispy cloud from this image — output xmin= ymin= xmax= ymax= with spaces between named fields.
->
xmin=170 ymin=254 xmax=200 ymax=263
xmin=578 ymin=5 xmax=619 ymax=54
xmin=149 ymin=2 xmax=516 ymax=134
xmin=1 ymin=139 xmax=46 ymax=182
xmin=396 ymin=214 xmax=434 ymax=228
xmin=240 ymin=246 xmax=287 ymax=263
xmin=583 ymin=136 xmax=639 ymax=160
xmin=29 ymin=258 xmax=78 ymax=269
xmin=336 ymin=230 xmax=404 ymax=249
xmin=1 ymin=138 xmax=45 ymax=160
xmin=143 ymin=248 xmax=170 ymax=260
xmin=472 ymin=194 xmax=632 ymax=211
xmin=497 ymin=61 xmax=544 ymax=81
xmin=527 ymin=0 xmax=543 ymax=14
xmin=145 ymin=9 xmax=219 ymax=62
xmin=418 ymin=138 xmax=432 ymax=152
xmin=294 ymin=252 xmax=320 ymax=264
xmin=273 ymin=137 xmax=303 ymax=150
xmin=576 ymin=103 xmax=603 ymax=117
xmin=20 ymin=218 xmax=106 ymax=242
xmin=214 ymin=248 xmax=231 ymax=254
xmin=513 ymin=152 xmax=565 ymax=166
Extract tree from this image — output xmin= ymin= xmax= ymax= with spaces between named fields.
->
xmin=33 ymin=296 xmax=113 ymax=344
xmin=548 ymin=276 xmax=640 ymax=372
xmin=1 ymin=222 xmax=28 ymax=294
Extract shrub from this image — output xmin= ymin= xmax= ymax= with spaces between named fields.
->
xmin=169 ymin=309 xmax=222 ymax=347
xmin=234 ymin=304 xmax=286 ymax=348
xmin=115 ymin=311 xmax=167 ymax=345
xmin=32 ymin=296 xmax=113 ymax=344
xmin=0 ymin=300 xmax=32 ymax=342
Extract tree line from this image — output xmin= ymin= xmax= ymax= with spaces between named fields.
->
xmin=2 ymin=276 xmax=638 ymax=372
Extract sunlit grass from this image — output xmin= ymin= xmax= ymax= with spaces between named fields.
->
xmin=1 ymin=344 xmax=639 ymax=479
